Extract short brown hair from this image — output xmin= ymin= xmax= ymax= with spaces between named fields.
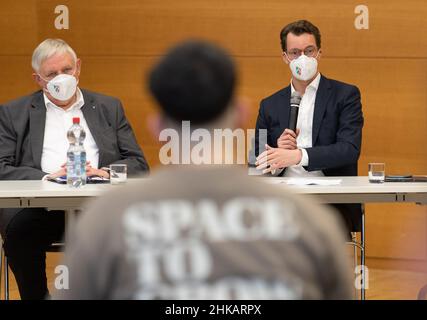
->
xmin=280 ymin=20 xmax=321 ymax=52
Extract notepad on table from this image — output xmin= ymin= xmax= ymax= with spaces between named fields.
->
xmin=286 ymin=178 xmax=342 ymax=186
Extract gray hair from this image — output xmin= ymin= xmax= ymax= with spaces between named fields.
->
xmin=31 ymin=39 xmax=77 ymax=72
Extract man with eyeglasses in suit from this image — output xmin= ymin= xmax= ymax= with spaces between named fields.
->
xmin=255 ymin=20 xmax=364 ymax=236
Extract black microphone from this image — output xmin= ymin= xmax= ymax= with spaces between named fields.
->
xmin=288 ymin=91 xmax=302 ymax=132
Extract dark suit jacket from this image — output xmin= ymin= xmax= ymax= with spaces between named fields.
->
xmin=0 ymin=89 xmax=150 ymax=236
xmin=255 ymin=75 xmax=364 ymax=231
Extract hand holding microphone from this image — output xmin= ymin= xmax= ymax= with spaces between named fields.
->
xmin=277 ymin=128 xmax=300 ymax=149
xmin=277 ymin=91 xmax=302 ymax=150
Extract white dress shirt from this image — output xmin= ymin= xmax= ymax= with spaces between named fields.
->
xmin=283 ymin=73 xmax=324 ymax=177
xmin=41 ymin=88 xmax=100 ymax=175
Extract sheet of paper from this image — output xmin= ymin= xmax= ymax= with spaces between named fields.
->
xmin=285 ymin=178 xmax=342 ymax=186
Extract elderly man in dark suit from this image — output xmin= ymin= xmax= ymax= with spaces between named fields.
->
xmin=0 ymin=38 xmax=149 ymax=299
xmin=255 ymin=20 xmax=364 ymax=234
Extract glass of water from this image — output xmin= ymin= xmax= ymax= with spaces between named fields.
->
xmin=110 ymin=164 xmax=127 ymax=185
xmin=368 ymin=163 xmax=385 ymax=183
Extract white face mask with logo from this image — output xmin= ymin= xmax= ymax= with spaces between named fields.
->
xmin=40 ymin=73 xmax=78 ymax=101
xmin=289 ymin=53 xmax=319 ymax=81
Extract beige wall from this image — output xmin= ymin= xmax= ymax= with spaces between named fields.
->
xmin=0 ymin=0 xmax=426 ymax=269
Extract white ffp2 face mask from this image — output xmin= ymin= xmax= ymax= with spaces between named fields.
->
xmin=42 ymin=74 xmax=78 ymax=101
xmin=289 ymin=54 xmax=318 ymax=81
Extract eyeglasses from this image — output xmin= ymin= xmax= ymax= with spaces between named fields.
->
xmin=285 ymin=46 xmax=318 ymax=60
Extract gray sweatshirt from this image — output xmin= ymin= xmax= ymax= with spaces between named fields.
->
xmin=54 ymin=166 xmax=352 ymax=300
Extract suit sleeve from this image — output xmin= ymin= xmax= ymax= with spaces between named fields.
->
xmin=0 ymin=105 xmax=46 ymax=180
xmin=305 ymin=86 xmax=363 ymax=171
xmin=109 ymin=100 xmax=150 ymax=175
xmin=254 ymin=99 xmax=288 ymax=176
xmin=254 ymin=100 xmax=266 ymax=158
xmin=255 ymin=99 xmax=275 ymax=158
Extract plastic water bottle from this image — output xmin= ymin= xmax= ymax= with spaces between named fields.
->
xmin=66 ymin=117 xmax=86 ymax=187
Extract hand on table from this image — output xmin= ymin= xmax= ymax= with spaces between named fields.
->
xmin=86 ymin=161 xmax=109 ymax=178
xmin=255 ymin=144 xmax=302 ymax=174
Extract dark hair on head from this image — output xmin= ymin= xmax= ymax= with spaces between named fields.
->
xmin=280 ymin=20 xmax=321 ymax=52
xmin=148 ymin=40 xmax=236 ymax=125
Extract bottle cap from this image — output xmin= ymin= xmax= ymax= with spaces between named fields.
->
xmin=72 ymin=117 xmax=80 ymax=124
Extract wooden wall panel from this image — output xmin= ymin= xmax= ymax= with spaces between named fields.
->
xmin=0 ymin=1 xmax=427 ymax=266
xmin=0 ymin=57 xmax=35 ymax=98
xmin=366 ymin=203 xmax=427 ymax=260
xmin=9 ymin=0 xmax=424 ymax=58
xmin=0 ymin=1 xmax=38 ymax=55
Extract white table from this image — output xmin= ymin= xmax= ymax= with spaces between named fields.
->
xmin=0 ymin=177 xmax=426 ymax=208
xmin=0 ymin=180 xmax=118 ymax=209
xmin=259 ymin=176 xmax=427 ymax=204
xmin=0 ymin=177 xmax=426 ymax=300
